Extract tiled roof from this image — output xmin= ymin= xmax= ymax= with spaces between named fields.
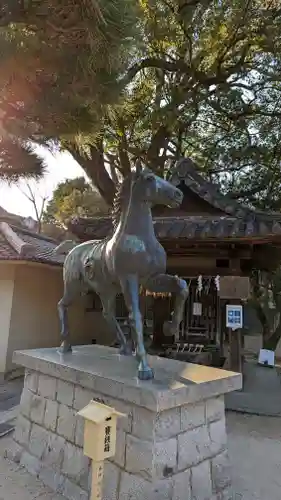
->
xmin=168 ymin=158 xmax=276 ymax=218
xmin=0 ymin=205 xmax=37 ymax=227
xmin=0 ymin=222 xmax=63 ymax=266
xmin=0 ymin=231 xmax=14 ymax=260
xmin=154 ymin=215 xmax=281 ymax=240
xmin=68 ymin=214 xmax=281 ymax=242
xmin=68 ymin=157 xmax=281 ymax=243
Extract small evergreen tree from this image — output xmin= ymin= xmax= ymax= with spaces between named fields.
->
xmin=43 ymin=177 xmax=109 ymax=227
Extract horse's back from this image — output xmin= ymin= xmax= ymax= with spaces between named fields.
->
xmin=63 ymin=239 xmax=104 ymax=283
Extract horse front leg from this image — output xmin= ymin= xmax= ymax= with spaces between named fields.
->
xmin=145 ymin=274 xmax=189 ymax=342
xmin=120 ymin=275 xmax=154 ymax=380
xmin=58 ymin=294 xmax=72 ymax=353
xmin=58 ymin=282 xmax=83 ymax=353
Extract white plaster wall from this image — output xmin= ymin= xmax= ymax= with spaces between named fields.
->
xmin=6 ymin=263 xmax=112 ymax=375
xmin=0 ymin=264 xmax=15 ymax=374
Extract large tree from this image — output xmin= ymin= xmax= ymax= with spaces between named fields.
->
xmin=1 ymin=1 xmax=281 ymax=208
xmin=0 ymin=0 xmax=139 ymax=186
xmin=250 ymin=268 xmax=281 ymax=351
xmin=43 ymin=177 xmax=109 ymax=227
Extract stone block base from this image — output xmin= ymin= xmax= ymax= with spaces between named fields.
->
xmin=10 ymin=345 xmax=241 ymax=500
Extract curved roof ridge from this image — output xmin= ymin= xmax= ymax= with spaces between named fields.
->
xmin=170 ymin=158 xmax=281 ymax=220
xmin=0 ymin=222 xmax=34 ymax=257
xmin=11 ymin=224 xmax=58 ymax=244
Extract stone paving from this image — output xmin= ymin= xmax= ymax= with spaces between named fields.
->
xmin=227 ymin=411 xmax=281 ymax=500
xmin=226 ymin=362 xmax=281 ymax=416
xmin=0 ymin=378 xmax=23 ymax=409
xmin=0 ymin=436 xmax=64 ymax=500
xmin=0 ymin=411 xmax=280 ymax=499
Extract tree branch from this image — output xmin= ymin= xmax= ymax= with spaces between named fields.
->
xmin=18 ymin=180 xmax=48 ymax=232
xmin=146 ymin=126 xmax=170 ymax=172
xmin=69 ymin=142 xmax=116 ymax=206
xmin=122 ymin=58 xmax=190 ymax=87
xmin=229 ymin=185 xmax=266 ymax=200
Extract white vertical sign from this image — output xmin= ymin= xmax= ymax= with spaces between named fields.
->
xmin=226 ymin=305 xmax=243 ymax=330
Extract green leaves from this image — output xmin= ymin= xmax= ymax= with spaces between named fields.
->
xmin=2 ymin=0 xmax=281 ymax=210
xmin=0 ymin=139 xmax=45 ymax=181
xmin=43 ymin=177 xmax=109 ymax=226
xmin=0 ymin=0 xmax=139 ymax=142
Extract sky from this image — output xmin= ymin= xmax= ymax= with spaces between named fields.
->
xmin=0 ymin=147 xmax=87 ymax=218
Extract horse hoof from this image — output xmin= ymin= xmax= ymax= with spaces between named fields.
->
xmin=137 ymin=366 xmax=154 ymax=381
xmin=119 ymin=344 xmax=133 ymax=356
xmin=59 ymin=341 xmax=72 ymax=354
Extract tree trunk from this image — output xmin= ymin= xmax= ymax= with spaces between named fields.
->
xmin=263 ymin=324 xmax=281 ymax=351
xmin=250 ymin=273 xmax=281 ymax=353
xmin=254 ymin=301 xmax=271 ymax=338
xmin=69 ymin=144 xmax=116 ymax=206
xmin=254 ymin=301 xmax=281 ymax=350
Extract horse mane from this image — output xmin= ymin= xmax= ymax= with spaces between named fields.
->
xmin=111 ymin=172 xmax=135 ymax=230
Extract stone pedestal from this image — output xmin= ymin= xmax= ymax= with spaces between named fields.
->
xmin=10 ymin=345 xmax=241 ymax=500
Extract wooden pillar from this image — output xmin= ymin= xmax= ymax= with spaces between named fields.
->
xmin=219 ymin=300 xmax=226 ymax=358
xmin=219 ymin=276 xmax=250 ymax=373
xmin=229 ymin=328 xmax=243 ymax=373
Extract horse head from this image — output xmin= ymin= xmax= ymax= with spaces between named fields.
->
xmin=132 ymin=160 xmax=183 ymax=208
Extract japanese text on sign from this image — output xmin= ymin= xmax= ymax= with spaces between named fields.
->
xmin=226 ymin=305 xmax=243 ymax=330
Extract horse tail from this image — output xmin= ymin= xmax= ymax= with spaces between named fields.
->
xmin=54 ymin=240 xmax=77 ymax=256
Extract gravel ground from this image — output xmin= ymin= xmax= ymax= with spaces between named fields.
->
xmin=227 ymin=411 xmax=281 ymax=499
xmin=0 ymin=411 xmax=280 ymax=499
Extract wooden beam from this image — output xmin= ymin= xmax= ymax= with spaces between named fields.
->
xmin=167 ymin=268 xmax=248 ymax=278
xmin=166 ymin=249 xmax=252 ymax=259
xmin=161 ymin=236 xmax=281 ymax=245
xmin=0 ymin=259 xmax=62 ymax=271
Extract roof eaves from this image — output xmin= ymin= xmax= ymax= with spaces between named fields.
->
xmin=0 ymin=222 xmax=35 ymax=257
xmin=0 ymin=254 xmax=63 ymax=266
xmin=169 ymin=158 xmax=253 ymax=218
xmin=171 ymin=159 xmax=281 ymax=223
xmin=12 ymin=224 xmax=59 ymax=244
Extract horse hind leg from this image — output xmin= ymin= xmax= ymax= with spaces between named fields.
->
xmin=120 ymin=275 xmax=154 ymax=380
xmin=58 ymin=288 xmax=76 ymax=353
xmin=99 ymin=292 xmax=132 ymax=356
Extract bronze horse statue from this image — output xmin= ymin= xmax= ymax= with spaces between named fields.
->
xmin=56 ymin=161 xmax=189 ymax=380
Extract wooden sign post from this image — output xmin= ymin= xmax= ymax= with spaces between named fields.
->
xmin=219 ymin=277 xmax=250 ymax=373
xmin=226 ymin=302 xmax=244 ymax=372
xmin=78 ymin=401 xmax=125 ymax=500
